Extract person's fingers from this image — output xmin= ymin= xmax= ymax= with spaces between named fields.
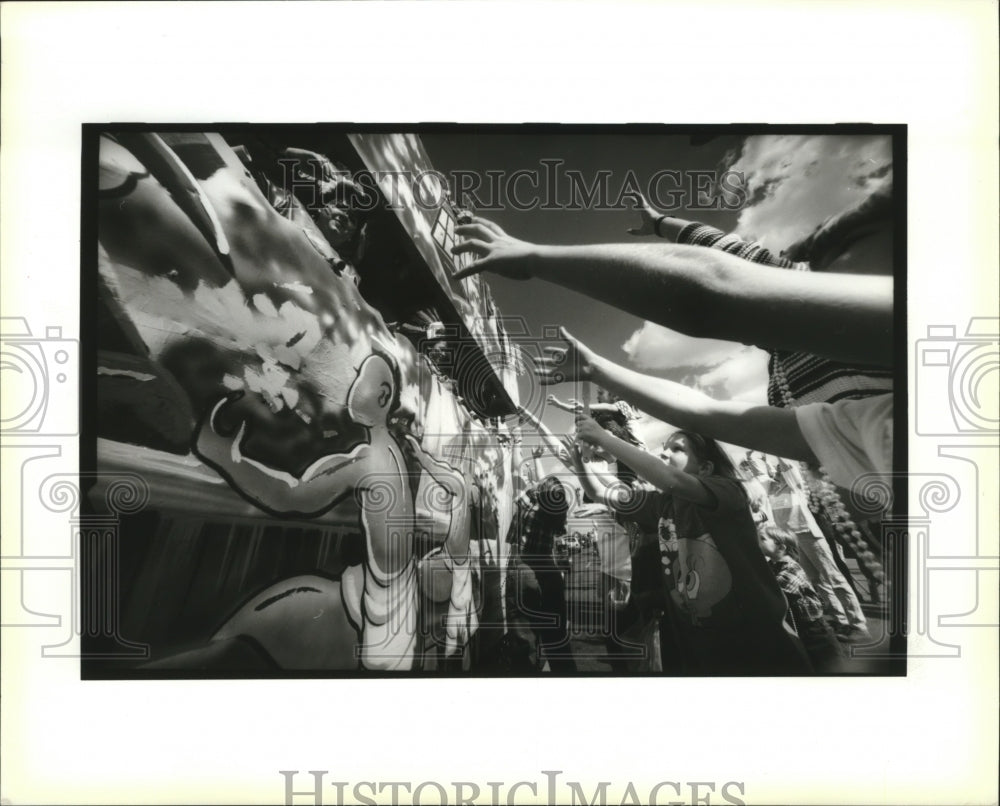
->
xmin=450 ymin=240 xmax=490 ymax=279
xmin=451 ymin=263 xmax=488 ymax=281
xmin=451 ymin=236 xmax=491 ymax=256
xmin=470 ymin=216 xmax=506 ymax=237
xmin=455 ymin=222 xmax=497 ymax=242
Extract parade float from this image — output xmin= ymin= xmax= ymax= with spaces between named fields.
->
xmin=88 ymin=130 xmax=526 ymax=672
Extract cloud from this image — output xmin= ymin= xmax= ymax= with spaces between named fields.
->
xmin=621 ymin=321 xmax=768 ymax=400
xmin=694 ymin=347 xmax=769 ymax=403
xmin=621 ymin=322 xmax=740 ymax=372
xmin=727 ymin=134 xmax=892 ymax=251
xmin=621 ymin=323 xmax=769 ymax=447
xmin=632 ymin=414 xmax=674 ymax=451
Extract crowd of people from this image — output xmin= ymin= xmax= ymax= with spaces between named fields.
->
xmin=462 ymin=186 xmax=893 ymax=674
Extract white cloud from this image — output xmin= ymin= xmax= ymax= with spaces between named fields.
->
xmin=621 ymin=322 xmax=740 ymax=371
xmin=694 ymin=347 xmax=769 ymax=403
xmin=633 ymin=414 xmax=674 ymax=451
xmin=728 ymin=134 xmax=892 ymax=251
xmin=622 ymin=329 xmax=769 ymax=449
xmin=620 ymin=320 xmax=769 ymax=402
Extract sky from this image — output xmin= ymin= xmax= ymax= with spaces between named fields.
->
xmin=421 ymin=131 xmax=893 ymax=470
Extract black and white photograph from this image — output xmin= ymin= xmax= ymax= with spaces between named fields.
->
xmin=1 ymin=3 xmax=996 ymax=805
xmin=84 ymin=126 xmax=904 ymax=678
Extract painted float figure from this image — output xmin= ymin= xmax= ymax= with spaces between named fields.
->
xmin=93 ymin=130 xmax=515 ymax=671
xmin=194 ymin=350 xmax=476 ymax=670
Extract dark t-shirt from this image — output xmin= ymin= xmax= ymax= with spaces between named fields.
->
xmin=631 ymin=476 xmax=810 ymax=674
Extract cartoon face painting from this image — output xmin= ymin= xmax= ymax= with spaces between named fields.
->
xmin=660 ymin=522 xmax=733 ymax=623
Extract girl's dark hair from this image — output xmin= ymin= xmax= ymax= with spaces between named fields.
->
xmin=760 ymin=524 xmax=801 ymax=561
xmin=533 ymin=474 xmax=570 ymax=528
xmin=665 ymin=430 xmax=740 ymax=480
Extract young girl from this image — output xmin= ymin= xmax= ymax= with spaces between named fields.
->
xmin=757 ymin=525 xmax=847 ymax=673
xmin=574 ymin=417 xmax=812 ymax=675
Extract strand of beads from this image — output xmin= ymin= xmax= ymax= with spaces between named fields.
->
xmin=804 ymin=466 xmax=885 ymax=584
xmin=772 ymin=358 xmax=885 ymax=584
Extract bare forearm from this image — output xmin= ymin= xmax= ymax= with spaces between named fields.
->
xmin=579 ymin=463 xmax=631 ymax=512
xmin=578 ymin=464 xmax=611 ymax=503
xmin=531 ymin=243 xmax=892 ymax=365
xmin=589 ymin=356 xmax=817 ymax=463
xmin=590 ymin=465 xmax=622 ymax=488
xmin=587 ymin=429 xmax=683 ymax=494
xmin=518 ymin=408 xmax=574 ymax=470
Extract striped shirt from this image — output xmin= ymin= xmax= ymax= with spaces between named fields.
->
xmin=676 ymin=222 xmax=894 ymax=407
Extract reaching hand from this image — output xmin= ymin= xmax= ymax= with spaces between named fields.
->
xmin=535 ymin=327 xmax=598 ymax=386
xmin=574 ymin=415 xmax=608 ymax=448
xmin=627 ymin=192 xmax=662 ymax=237
xmin=547 ymin=394 xmax=585 ymax=414
xmin=558 ymin=435 xmax=585 ymax=471
xmin=450 ymin=217 xmax=538 ymax=281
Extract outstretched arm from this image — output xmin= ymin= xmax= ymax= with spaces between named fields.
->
xmin=629 ymin=192 xmax=799 ymax=269
xmin=537 ymin=329 xmax=817 ymax=465
xmin=546 ymin=394 xmax=584 ymax=414
xmin=626 ymin=192 xmax=690 ymax=241
xmin=453 ymin=218 xmax=891 ymax=366
xmin=561 ymin=437 xmax=640 ymax=515
xmin=194 ymin=393 xmax=370 ymax=516
xmin=575 ymin=417 xmax=714 ymax=505
xmin=516 ymin=405 xmax=575 ymax=471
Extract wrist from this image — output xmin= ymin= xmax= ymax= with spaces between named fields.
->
xmin=586 ymin=354 xmax=610 ymax=384
xmin=531 ymin=243 xmax=557 ymax=275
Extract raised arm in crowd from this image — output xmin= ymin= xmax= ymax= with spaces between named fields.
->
xmin=452 ymin=217 xmax=892 ymax=367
